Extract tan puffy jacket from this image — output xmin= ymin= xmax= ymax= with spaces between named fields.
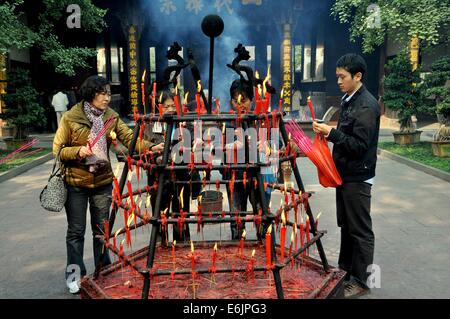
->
xmin=53 ymin=102 xmax=153 ymax=188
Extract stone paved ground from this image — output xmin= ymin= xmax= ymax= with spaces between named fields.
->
xmin=1 ymin=118 xmax=448 ymax=299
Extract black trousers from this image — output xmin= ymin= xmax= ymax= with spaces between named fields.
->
xmin=150 ymin=177 xmax=191 ymax=244
xmin=65 ymin=184 xmax=112 ymax=278
xmin=226 ymin=182 xmax=269 ymax=241
xmin=336 ymin=182 xmax=374 ymax=288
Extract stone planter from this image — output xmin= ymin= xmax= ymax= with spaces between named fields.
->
xmin=431 ymin=141 xmax=450 ymax=158
xmin=392 ymin=130 xmax=422 ymax=145
xmin=0 ymin=125 xmax=16 ymax=138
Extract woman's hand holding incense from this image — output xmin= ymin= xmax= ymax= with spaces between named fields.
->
xmin=79 ymin=145 xmax=93 ymax=159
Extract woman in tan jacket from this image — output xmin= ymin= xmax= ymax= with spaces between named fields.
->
xmin=53 ymin=75 xmax=163 ymax=294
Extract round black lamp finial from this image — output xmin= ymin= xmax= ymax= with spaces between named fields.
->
xmin=201 ymin=15 xmax=224 ymax=38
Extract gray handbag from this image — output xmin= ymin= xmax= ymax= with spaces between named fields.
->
xmin=40 ymin=147 xmax=67 ymax=212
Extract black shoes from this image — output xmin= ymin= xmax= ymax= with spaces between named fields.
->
xmin=344 ymin=280 xmax=370 ymax=299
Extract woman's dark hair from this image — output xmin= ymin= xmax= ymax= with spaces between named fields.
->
xmin=229 ymin=79 xmax=254 ymax=101
xmin=79 ymin=75 xmax=110 ymax=102
xmin=336 ymin=54 xmax=367 ymax=80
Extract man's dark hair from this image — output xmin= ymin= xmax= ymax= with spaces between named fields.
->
xmin=229 ymin=79 xmax=254 ymax=101
xmin=158 ymin=90 xmax=175 ymax=105
xmin=79 ymin=75 xmax=110 ymax=102
xmin=336 ymin=54 xmax=367 ymax=80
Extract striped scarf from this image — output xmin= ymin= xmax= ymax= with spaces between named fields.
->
xmin=83 ymin=102 xmax=109 ymax=173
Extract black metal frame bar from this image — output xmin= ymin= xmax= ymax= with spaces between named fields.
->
xmin=96 ymin=110 xmax=331 ymax=299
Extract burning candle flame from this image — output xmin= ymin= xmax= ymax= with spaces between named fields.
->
xmin=127 ymin=213 xmax=135 ymax=227
xmin=237 ymin=94 xmax=242 ymax=105
xmin=251 ymin=249 xmax=256 ymax=257
xmin=110 ymin=131 xmax=117 ymax=140
xmin=180 ymin=187 xmax=184 ymax=210
xmin=214 ymin=243 xmax=217 ymax=251
xmin=127 ymin=171 xmax=133 ymax=182
xmin=197 ymin=80 xmax=202 ymax=93
xmin=267 ymin=224 xmax=272 ymax=234
xmin=255 ymin=70 xmax=260 ymax=79
xmin=141 ymin=70 xmax=146 ymax=82
xmin=159 ymin=92 xmax=163 ymax=104
xmin=175 ymin=83 xmax=178 ymax=95
xmin=114 ymin=228 xmax=122 ymax=239
xmin=191 ymin=241 xmax=195 ymax=253
xmin=242 ymin=229 xmax=246 ymax=239
xmin=173 ymin=240 xmax=176 ymax=246
xmin=291 ymin=230 xmax=295 ymax=243
xmin=316 ymin=212 xmax=322 ymax=220
xmin=280 ymin=88 xmax=284 ymax=99
xmin=262 ymin=65 xmax=271 ymax=96
xmin=145 ymin=195 xmax=151 ymax=208
xmin=281 ymin=211 xmax=286 ymax=225
xmin=184 ymin=92 xmax=189 ymax=105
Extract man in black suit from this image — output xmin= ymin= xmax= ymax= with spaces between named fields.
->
xmin=313 ymin=54 xmax=380 ymax=298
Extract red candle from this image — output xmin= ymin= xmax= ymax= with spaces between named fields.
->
xmin=215 ymin=97 xmax=220 ymax=114
xmin=315 ymin=212 xmax=322 ymax=230
xmin=190 ymin=241 xmax=195 ymax=273
xmin=255 ymin=71 xmax=261 ymax=101
xmin=300 ymin=220 xmax=305 ymax=256
xmin=119 ymin=239 xmax=124 ymax=260
xmin=104 ymin=220 xmax=109 ymax=242
xmin=289 ymin=229 xmax=294 ymax=257
xmin=222 ymin=123 xmax=226 ymax=154
xmin=172 ymin=240 xmax=176 ymax=267
xmin=236 ymin=94 xmax=242 ymax=115
xmin=127 ymin=180 xmax=134 ymax=206
xmin=239 ymin=230 xmax=246 ymax=257
xmin=196 ymin=80 xmax=202 ymax=117
xmin=212 ymin=243 xmax=217 ymax=273
xmin=247 ymin=249 xmax=256 ymax=282
xmin=141 ymin=70 xmax=146 ymax=113
xmin=113 ymin=177 xmax=121 ymax=202
xmin=280 ymin=212 xmax=286 ymax=260
xmin=174 ymin=86 xmax=180 ymax=116
xmin=151 ymin=82 xmax=157 ymax=113
xmin=279 ymin=88 xmax=284 ymax=111
xmin=158 ymin=92 xmax=163 ymax=117
xmin=265 ymin=224 xmax=272 ymax=270
xmin=306 ymin=217 xmax=310 ymax=256
xmin=307 ymin=96 xmax=316 ymax=121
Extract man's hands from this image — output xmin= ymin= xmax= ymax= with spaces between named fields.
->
xmin=151 ymin=142 xmax=164 ymax=153
xmin=312 ymin=121 xmax=332 ymax=136
xmin=78 ymin=145 xmax=93 ymax=159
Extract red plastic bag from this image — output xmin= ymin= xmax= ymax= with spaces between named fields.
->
xmin=313 ymin=134 xmax=342 ymax=188
xmin=285 ymin=120 xmax=342 ymax=188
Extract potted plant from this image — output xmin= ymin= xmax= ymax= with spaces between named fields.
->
xmin=382 ymin=53 xmax=422 ymax=144
xmin=0 ymin=68 xmax=46 ymax=149
xmin=419 ymin=56 xmax=450 ymax=157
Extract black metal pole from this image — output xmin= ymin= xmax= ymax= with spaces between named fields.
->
xmin=278 ymin=119 xmax=329 ymax=271
xmin=207 ymin=36 xmax=214 ymax=114
xmin=142 ymin=121 xmax=175 ymax=299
